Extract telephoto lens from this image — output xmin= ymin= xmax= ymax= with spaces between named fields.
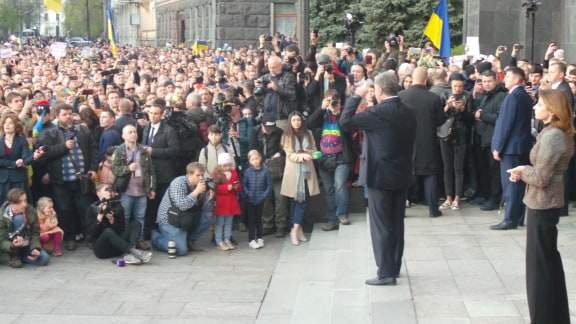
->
xmin=168 ymin=240 xmax=177 ymax=259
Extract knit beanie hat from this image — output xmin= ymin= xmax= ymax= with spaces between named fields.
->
xmin=217 ymin=152 xmax=234 ymax=165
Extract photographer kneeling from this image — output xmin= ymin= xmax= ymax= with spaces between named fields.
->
xmin=0 ymin=188 xmax=49 ymax=268
xmin=85 ymin=184 xmax=152 ymax=264
xmin=151 ymin=162 xmax=213 ymax=256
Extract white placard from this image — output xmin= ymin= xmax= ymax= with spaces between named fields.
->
xmin=50 ymin=42 xmax=67 ymax=59
xmin=0 ymin=48 xmax=13 ymax=59
xmin=465 ymin=36 xmax=480 ymax=57
xmin=80 ymin=47 xmax=96 ymax=58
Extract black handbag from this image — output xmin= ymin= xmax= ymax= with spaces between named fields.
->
xmin=112 ymin=173 xmax=130 ymax=193
xmin=437 ymin=116 xmax=455 ymax=141
xmin=166 ymin=189 xmax=201 ymax=232
xmin=265 ymin=156 xmax=285 ymax=180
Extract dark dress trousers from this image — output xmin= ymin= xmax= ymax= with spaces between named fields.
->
xmin=341 ymin=95 xmax=417 ymax=279
xmin=399 ymin=85 xmax=445 ymax=215
xmin=491 ymin=86 xmax=534 ymax=226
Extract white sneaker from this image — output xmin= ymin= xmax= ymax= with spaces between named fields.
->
xmin=257 ymin=238 xmax=264 ymax=248
xmin=249 ymin=240 xmax=259 ymax=249
xmin=123 ymin=253 xmax=143 ymax=265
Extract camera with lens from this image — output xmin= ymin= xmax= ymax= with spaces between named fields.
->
xmin=387 ymin=33 xmax=400 ymax=47
xmin=132 ymin=111 xmax=147 ymax=120
xmin=330 ymin=98 xmax=339 ymax=108
xmin=254 ymin=75 xmax=271 ymax=96
xmin=264 ymin=34 xmax=273 ymax=42
xmin=97 ymin=196 xmax=121 ymax=216
xmin=323 ymin=63 xmax=333 ymax=74
xmin=204 ymin=178 xmax=216 ymax=191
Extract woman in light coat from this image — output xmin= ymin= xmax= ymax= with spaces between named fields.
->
xmin=280 ymin=112 xmax=320 ymax=245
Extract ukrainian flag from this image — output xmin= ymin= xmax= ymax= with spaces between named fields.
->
xmin=192 ymin=40 xmax=209 ymax=55
xmin=44 ymin=0 xmax=62 ymax=13
xmin=424 ymin=0 xmax=451 ymax=63
xmin=106 ymin=7 xmax=118 ymax=57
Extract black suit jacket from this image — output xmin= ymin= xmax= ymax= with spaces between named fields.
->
xmin=556 ymin=81 xmax=575 ymax=111
xmin=0 ymin=135 xmax=33 ymax=183
xmin=398 ymin=85 xmax=445 ymax=175
xmin=38 ymin=124 xmax=97 ymax=184
xmin=141 ymin=121 xmax=180 ymax=185
xmin=340 ymin=96 xmax=417 ymax=191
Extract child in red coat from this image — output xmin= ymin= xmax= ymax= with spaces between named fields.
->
xmin=212 ymin=153 xmax=241 ymax=251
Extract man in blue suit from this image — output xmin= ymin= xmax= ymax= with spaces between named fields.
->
xmin=490 ymin=67 xmax=534 ymax=230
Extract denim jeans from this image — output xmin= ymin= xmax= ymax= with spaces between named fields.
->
xmin=120 ymin=193 xmax=147 ymax=239
xmin=319 ymin=163 xmax=350 ymax=224
xmin=151 ymin=212 xmax=213 ymax=256
xmin=151 ymin=223 xmax=189 ymax=256
xmin=215 ymin=216 xmax=234 ymax=244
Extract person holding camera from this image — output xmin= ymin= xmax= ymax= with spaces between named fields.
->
xmin=306 ymin=90 xmax=354 ymax=230
xmin=0 ymin=188 xmax=49 ymax=268
xmin=38 ymin=103 xmax=97 ymax=251
xmin=260 ymin=56 xmax=297 ymax=130
xmin=314 ymin=55 xmax=347 ymax=107
xmin=0 ymin=113 xmax=44 ymax=202
xmin=151 ymin=162 xmax=214 ymax=256
xmin=438 ymin=73 xmax=474 ymax=211
xmin=112 ymin=125 xmax=156 ymax=247
xmin=85 ymin=184 xmax=151 ymax=264
xmin=337 ymin=45 xmax=361 ymax=76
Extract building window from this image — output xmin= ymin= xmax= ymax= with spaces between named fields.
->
xmin=272 ymin=3 xmax=297 ymax=38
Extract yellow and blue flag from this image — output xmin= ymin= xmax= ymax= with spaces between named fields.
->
xmin=106 ymin=7 xmax=118 ymax=57
xmin=424 ymin=0 xmax=451 ymax=63
xmin=192 ymin=40 xmax=209 ymax=55
xmin=44 ymin=0 xmax=62 ymax=13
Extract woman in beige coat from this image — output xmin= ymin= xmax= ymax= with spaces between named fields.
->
xmin=280 ymin=112 xmax=320 ymax=245
xmin=508 ymin=89 xmax=574 ymax=324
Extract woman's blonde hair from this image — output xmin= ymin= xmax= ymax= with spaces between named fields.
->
xmin=539 ymin=89 xmax=575 ymax=135
xmin=36 ymin=197 xmax=54 ymax=218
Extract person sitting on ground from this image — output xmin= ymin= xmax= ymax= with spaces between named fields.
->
xmin=0 ymin=188 xmax=50 ymax=268
xmin=85 ymin=184 xmax=152 ymax=265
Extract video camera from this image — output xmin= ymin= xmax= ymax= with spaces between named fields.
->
xmin=97 ymin=196 xmax=121 ymax=216
xmin=7 ymin=223 xmax=26 ymax=243
xmin=387 ymin=33 xmax=401 ymax=47
xmin=35 ymin=99 xmax=50 ymax=115
xmin=254 ymin=75 xmax=271 ymax=96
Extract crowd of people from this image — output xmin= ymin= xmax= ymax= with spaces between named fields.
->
xmin=1 ymin=32 xmax=575 ymax=323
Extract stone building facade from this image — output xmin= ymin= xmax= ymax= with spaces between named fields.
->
xmin=463 ymin=0 xmax=576 ymax=63
xmin=110 ymin=0 xmax=156 ymax=47
xmin=155 ymin=0 xmax=309 ymax=51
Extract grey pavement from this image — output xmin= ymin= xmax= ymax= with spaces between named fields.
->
xmin=1 ymin=204 xmax=576 ymax=323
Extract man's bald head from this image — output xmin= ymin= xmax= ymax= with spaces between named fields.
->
xmin=412 ymin=67 xmax=428 ymax=85
xmin=118 ymin=98 xmax=134 ymax=114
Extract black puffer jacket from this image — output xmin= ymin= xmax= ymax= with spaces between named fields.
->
xmin=474 ymin=85 xmax=508 ymax=148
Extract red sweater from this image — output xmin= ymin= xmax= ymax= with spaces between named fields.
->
xmin=214 ymin=169 xmax=241 ymax=216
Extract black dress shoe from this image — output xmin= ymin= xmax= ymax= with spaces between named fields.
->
xmin=430 ymin=211 xmax=442 ymax=218
xmin=470 ymin=197 xmax=486 ymax=205
xmin=490 ymin=222 xmax=517 ymax=230
xmin=365 ymin=277 xmax=397 ymax=286
xmin=65 ymin=240 xmax=77 ymax=251
xmin=480 ymin=202 xmax=499 ymax=211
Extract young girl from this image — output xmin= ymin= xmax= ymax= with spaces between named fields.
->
xmin=213 ymin=153 xmax=241 ymax=251
xmin=37 ymin=197 xmax=64 ymax=256
xmin=242 ymin=150 xmax=272 ymax=249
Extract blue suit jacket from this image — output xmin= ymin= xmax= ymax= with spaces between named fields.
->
xmin=491 ymin=86 xmax=534 ymax=155
xmin=0 ymin=135 xmax=33 ymax=183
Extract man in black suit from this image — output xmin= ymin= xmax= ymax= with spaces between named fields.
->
xmin=141 ymin=100 xmax=180 ymax=245
xmin=341 ymin=71 xmax=417 ymax=286
xmin=399 ymin=67 xmax=445 ymax=217
xmin=491 ymin=68 xmax=534 ymax=230
xmin=549 ymin=62 xmax=574 ymax=111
